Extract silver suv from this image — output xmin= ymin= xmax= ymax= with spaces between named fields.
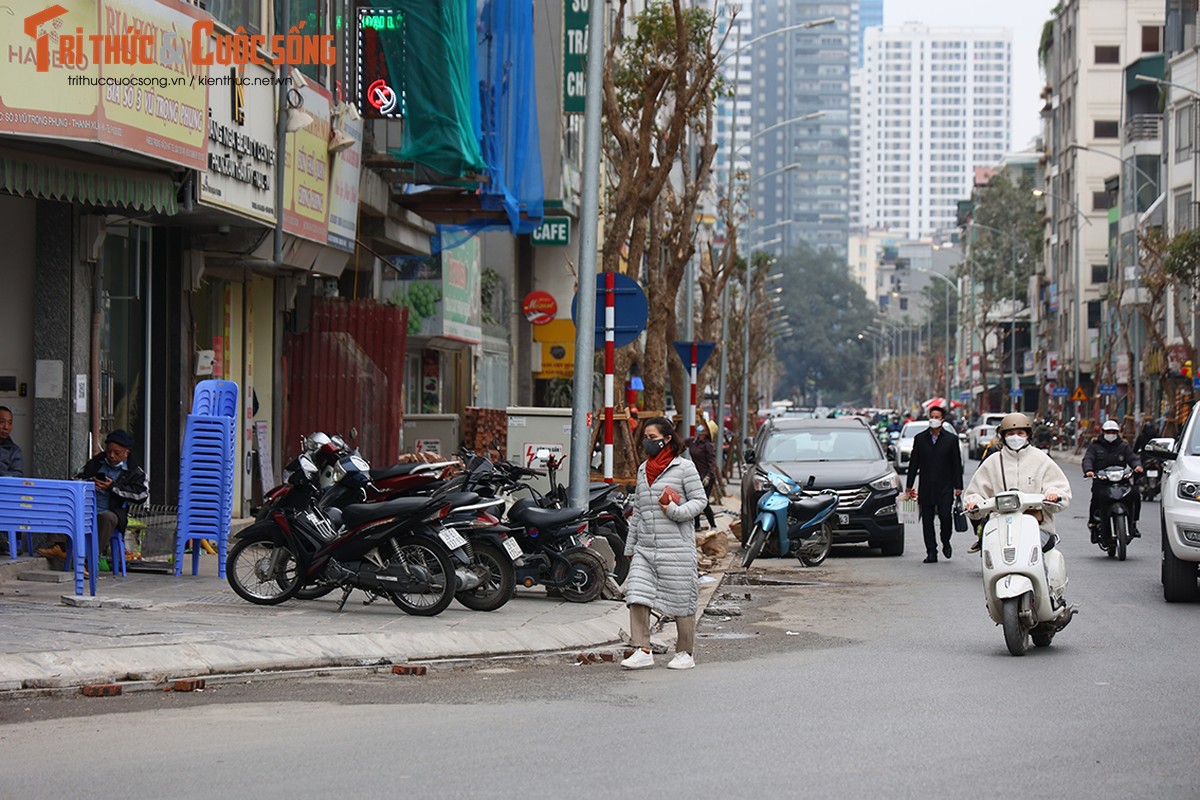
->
xmin=969 ymin=413 xmax=1007 ymax=460
xmin=1147 ymin=409 xmax=1200 ymax=601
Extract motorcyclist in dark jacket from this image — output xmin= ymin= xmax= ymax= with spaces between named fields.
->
xmin=1082 ymin=419 xmax=1142 ymax=540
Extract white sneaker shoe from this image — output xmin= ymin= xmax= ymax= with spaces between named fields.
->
xmin=620 ymin=648 xmax=654 ymax=669
xmin=667 ymin=652 xmax=695 ymax=670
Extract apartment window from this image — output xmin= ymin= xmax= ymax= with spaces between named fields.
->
xmin=1094 ymin=120 xmax=1119 ymax=139
xmin=1176 ymin=105 xmax=1194 ymax=163
xmin=1093 ymin=191 xmax=1113 ymax=211
xmin=1087 ymin=300 xmax=1102 ymax=329
xmin=1091 ymin=264 xmax=1109 ymax=284
xmin=1142 ymin=25 xmax=1163 ymax=53
xmin=1094 ymin=45 xmax=1120 ymax=64
xmin=1175 ymin=190 xmax=1193 ymax=233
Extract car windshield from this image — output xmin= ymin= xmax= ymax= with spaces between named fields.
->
xmin=761 ymin=428 xmax=882 ymax=462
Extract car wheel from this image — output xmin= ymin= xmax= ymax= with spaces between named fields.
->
xmin=879 ymin=535 xmax=904 ymax=557
xmin=1163 ymin=525 xmax=1199 ymax=602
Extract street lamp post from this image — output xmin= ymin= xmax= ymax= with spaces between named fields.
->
xmin=916 ymin=269 xmax=956 ymax=406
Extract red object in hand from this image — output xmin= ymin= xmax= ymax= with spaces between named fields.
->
xmin=659 ymin=487 xmax=681 ymax=505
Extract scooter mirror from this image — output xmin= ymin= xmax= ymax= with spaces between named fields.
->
xmin=1144 ymin=437 xmax=1178 ymax=459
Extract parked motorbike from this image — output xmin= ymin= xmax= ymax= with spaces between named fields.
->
xmin=741 ymin=470 xmax=837 ymax=569
xmin=227 ymin=452 xmax=459 ymax=616
xmin=974 ymin=491 xmax=1076 ymax=655
xmin=1139 ymin=455 xmax=1162 ymax=502
xmin=1090 ymin=465 xmax=1138 ymax=561
xmin=503 ymin=497 xmax=607 ymax=602
xmin=538 ymin=449 xmax=631 ymax=584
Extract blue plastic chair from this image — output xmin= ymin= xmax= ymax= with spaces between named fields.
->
xmin=192 ymin=380 xmax=239 ymax=419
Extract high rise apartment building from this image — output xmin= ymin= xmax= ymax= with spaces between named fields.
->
xmin=856 ymin=24 xmax=1013 ymax=238
xmin=713 ymin=3 xmax=755 ymax=245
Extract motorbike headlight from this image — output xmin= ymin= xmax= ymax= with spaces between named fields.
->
xmin=996 ymin=493 xmax=1021 ymax=514
xmin=1177 ymin=481 xmax=1200 ymax=502
xmin=771 ymin=475 xmax=794 ymax=495
xmin=869 ymin=473 xmax=899 ymax=492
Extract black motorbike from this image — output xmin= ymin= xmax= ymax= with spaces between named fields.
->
xmin=1139 ymin=455 xmax=1162 ymax=501
xmin=1090 ymin=465 xmax=1138 ymax=561
xmin=227 ymin=452 xmax=459 ymax=616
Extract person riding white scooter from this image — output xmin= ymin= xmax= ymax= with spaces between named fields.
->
xmin=963 ymin=413 xmax=1077 ymax=653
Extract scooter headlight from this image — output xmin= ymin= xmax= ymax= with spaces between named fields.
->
xmin=995 ymin=493 xmax=1021 ymax=514
xmin=770 ymin=475 xmax=795 ymax=495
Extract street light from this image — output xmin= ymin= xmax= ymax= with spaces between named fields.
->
xmin=965 ymin=222 xmax=1023 ymax=411
xmin=735 ymin=112 xmax=827 ymax=153
xmin=914 ymin=268 xmax=956 ymax=407
xmin=1133 ymin=73 xmax=1200 ymax=98
xmin=1032 ymin=189 xmax=1094 ymax=224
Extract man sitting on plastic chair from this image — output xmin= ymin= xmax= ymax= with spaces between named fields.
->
xmin=36 ymin=430 xmax=149 ymax=568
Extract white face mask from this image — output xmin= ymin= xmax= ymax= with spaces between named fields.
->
xmin=929 ymin=419 xmax=943 ymax=429
xmin=1103 ymin=433 xmax=1118 ymax=443
xmin=1005 ymin=434 xmax=1029 ymax=451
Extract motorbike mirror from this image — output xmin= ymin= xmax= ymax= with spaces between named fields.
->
xmin=806 ymin=475 xmax=816 ymax=488
xmin=744 ymin=449 xmax=756 ymax=464
xmin=349 ymin=426 xmax=359 ymax=439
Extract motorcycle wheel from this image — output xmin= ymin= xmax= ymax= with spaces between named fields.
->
xmin=555 ymin=549 xmax=606 ymax=603
xmin=742 ymin=524 xmax=768 ymax=568
xmin=386 ymin=535 xmax=456 ymax=617
xmin=799 ymin=522 xmax=833 ymax=567
xmin=1114 ymin=516 xmax=1129 ymax=562
xmin=227 ymin=534 xmax=301 ymax=605
xmin=454 ymin=541 xmax=516 ymax=612
xmin=1001 ymin=597 xmax=1029 ymax=656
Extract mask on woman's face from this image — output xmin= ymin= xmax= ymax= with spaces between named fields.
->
xmin=643 ymin=437 xmax=669 ymax=457
xmin=1103 ymin=433 xmax=1118 ymax=443
xmin=929 ymin=418 xmax=943 ymax=430
xmin=1005 ymin=434 xmax=1029 ymax=451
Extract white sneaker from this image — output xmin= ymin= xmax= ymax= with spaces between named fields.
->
xmin=620 ymin=648 xmax=654 ymax=669
xmin=667 ymin=652 xmax=695 ymax=670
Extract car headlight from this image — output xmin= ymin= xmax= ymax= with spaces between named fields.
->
xmin=1177 ymin=481 xmax=1200 ymax=502
xmin=869 ymin=473 xmax=899 ymax=492
xmin=752 ymin=473 xmax=767 ymax=492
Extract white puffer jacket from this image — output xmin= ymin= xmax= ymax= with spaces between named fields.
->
xmin=623 ymin=455 xmax=707 ymax=616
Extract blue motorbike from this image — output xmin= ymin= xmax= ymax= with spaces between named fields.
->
xmin=741 ymin=470 xmax=839 ymax=568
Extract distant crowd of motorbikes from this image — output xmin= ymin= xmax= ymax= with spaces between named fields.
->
xmin=225 ymin=433 xmax=633 ymax=617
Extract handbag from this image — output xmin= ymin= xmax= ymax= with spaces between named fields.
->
xmin=953 ymin=497 xmax=969 ymax=533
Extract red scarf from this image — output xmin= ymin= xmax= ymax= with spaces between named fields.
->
xmin=645 ymin=447 xmax=675 ymax=487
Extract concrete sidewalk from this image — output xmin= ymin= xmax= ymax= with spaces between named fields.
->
xmin=0 ymin=504 xmax=738 ymax=692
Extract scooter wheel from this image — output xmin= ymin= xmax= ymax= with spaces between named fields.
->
xmin=742 ymin=524 xmax=767 ymax=568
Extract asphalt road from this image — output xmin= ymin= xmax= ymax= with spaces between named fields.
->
xmin=2 ymin=460 xmax=1198 ymax=799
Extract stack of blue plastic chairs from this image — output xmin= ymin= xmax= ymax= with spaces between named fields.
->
xmin=175 ymin=379 xmax=239 ymax=578
xmin=0 ymin=477 xmax=97 ymax=595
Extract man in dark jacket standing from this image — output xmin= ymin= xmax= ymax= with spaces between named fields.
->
xmin=1083 ymin=419 xmax=1142 ymax=540
xmin=0 ymin=406 xmax=23 ymax=476
xmin=904 ymin=406 xmax=963 ymax=563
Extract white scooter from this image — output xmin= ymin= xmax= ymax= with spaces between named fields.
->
xmin=973 ymin=491 xmax=1078 ymax=656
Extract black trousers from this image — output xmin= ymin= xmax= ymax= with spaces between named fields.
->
xmin=920 ymin=492 xmax=954 ymax=556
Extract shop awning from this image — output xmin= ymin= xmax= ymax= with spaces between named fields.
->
xmin=1126 ymin=54 xmax=1165 ymax=93
xmin=0 ymin=151 xmax=178 ymax=214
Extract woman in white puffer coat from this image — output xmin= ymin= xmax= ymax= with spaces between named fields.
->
xmin=620 ymin=417 xmax=708 ymax=671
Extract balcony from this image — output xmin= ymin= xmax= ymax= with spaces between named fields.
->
xmin=1124 ymin=114 xmax=1161 ymax=144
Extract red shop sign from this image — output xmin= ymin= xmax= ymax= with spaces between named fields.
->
xmin=522 ymin=291 xmax=558 ymax=325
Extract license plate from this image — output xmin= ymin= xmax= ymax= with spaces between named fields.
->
xmin=836 ymin=513 xmax=849 ymax=526
xmin=438 ymin=528 xmax=467 ymax=550
xmin=1147 ymin=470 xmax=1159 ymax=478
xmin=502 ymin=536 xmax=523 ymax=560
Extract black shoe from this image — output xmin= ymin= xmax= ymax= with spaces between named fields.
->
xmin=923 ymin=555 xmax=937 ymax=564
xmin=943 ymin=543 xmax=952 ymax=559
xmin=968 ymin=540 xmax=981 ymax=554
xmin=1089 ymin=528 xmax=1099 ymax=544
xmin=1131 ymin=527 xmax=1141 ymax=539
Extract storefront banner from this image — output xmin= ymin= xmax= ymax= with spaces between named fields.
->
xmin=382 ymin=236 xmax=481 ymax=344
xmin=197 ymin=60 xmax=276 ymax=225
xmin=327 ymin=112 xmax=362 ymax=252
xmin=0 ymin=0 xmax=209 ymax=170
xmin=282 ymin=80 xmax=331 ymax=244
xmin=441 ymin=237 xmax=481 ymax=342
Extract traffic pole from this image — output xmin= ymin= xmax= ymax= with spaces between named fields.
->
xmin=604 ymin=271 xmax=615 ymax=483
xmin=689 ymin=342 xmax=698 ymax=438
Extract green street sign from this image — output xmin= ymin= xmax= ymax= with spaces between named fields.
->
xmin=562 ymin=0 xmax=588 ymax=114
xmin=531 ymin=217 xmax=571 ymax=246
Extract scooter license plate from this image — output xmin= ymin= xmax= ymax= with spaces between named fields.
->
xmin=836 ymin=513 xmax=849 ymax=526
xmin=1147 ymin=470 xmax=1159 ymax=477
xmin=438 ymin=529 xmax=468 ymax=550
xmin=502 ymin=537 xmax=523 ymax=560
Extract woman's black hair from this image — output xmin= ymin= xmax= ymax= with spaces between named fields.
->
xmin=644 ymin=416 xmax=684 ymax=456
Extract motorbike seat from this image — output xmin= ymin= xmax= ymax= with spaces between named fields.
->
xmin=439 ymin=491 xmax=482 ymax=508
xmin=509 ymin=504 xmax=586 ymax=530
xmin=790 ymin=493 xmax=839 ymax=519
xmin=369 ymin=463 xmax=425 ymax=481
xmin=341 ymin=497 xmax=436 ymax=529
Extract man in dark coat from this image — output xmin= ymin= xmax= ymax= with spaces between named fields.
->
xmin=904 ymin=406 xmax=963 ymax=563
xmin=1083 ymin=419 xmax=1142 ymax=540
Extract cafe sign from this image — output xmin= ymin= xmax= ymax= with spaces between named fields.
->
xmin=531 ymin=217 xmax=571 ymax=246
xmin=197 ymin=61 xmax=277 ymax=225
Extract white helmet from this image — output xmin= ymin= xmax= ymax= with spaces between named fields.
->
xmin=1102 ymin=420 xmax=1120 ymax=432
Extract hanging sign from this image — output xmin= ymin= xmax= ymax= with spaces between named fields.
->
xmin=562 ymin=0 xmax=589 ymax=114
xmin=522 ymin=291 xmax=558 ymax=325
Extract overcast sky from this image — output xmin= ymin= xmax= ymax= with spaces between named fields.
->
xmin=884 ymin=0 xmax=1054 ymax=149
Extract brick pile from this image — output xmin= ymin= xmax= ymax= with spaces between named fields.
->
xmin=463 ymin=407 xmax=507 ymax=458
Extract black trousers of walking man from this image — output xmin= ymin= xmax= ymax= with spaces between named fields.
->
xmin=921 ymin=490 xmax=954 ymax=559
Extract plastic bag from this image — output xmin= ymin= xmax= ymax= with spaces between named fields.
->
xmin=898 ymin=497 xmax=920 ymax=526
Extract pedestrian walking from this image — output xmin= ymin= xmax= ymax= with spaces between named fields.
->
xmin=688 ymin=419 xmax=718 ymax=531
xmin=621 ymin=416 xmax=707 ymax=671
xmin=903 ymin=405 xmax=963 ymax=563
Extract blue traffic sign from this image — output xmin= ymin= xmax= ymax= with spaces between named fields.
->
xmin=1097 ymin=383 xmax=1119 ymax=396
xmin=1009 ymin=389 xmax=1023 ymax=397
xmin=1052 ymin=386 xmax=1070 ymax=397
xmin=1194 ymin=376 xmax=1200 ymax=391
xmin=672 ymin=341 xmax=717 ymax=372
xmin=958 ymin=391 xmax=971 ymax=401
xmin=571 ymin=272 xmax=649 ymax=349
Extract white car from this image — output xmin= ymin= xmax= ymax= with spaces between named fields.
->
xmin=1148 ymin=413 xmax=1200 ymax=601
xmin=893 ymin=420 xmax=968 ymax=475
xmin=968 ymin=413 xmax=1008 ymax=460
